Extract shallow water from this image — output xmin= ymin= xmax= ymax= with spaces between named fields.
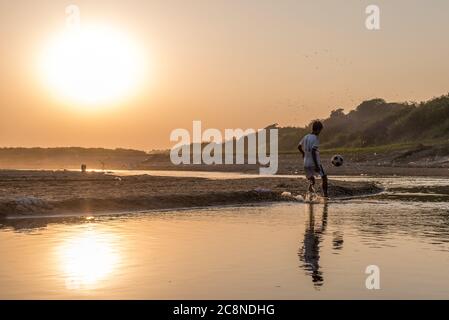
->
xmin=1 ymin=176 xmax=449 ymax=299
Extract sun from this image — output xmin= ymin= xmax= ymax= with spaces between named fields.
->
xmin=39 ymin=25 xmax=145 ymax=107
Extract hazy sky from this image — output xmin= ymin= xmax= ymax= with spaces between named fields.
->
xmin=1 ymin=0 xmax=449 ymax=150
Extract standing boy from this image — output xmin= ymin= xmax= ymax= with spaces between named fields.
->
xmin=298 ymin=120 xmax=328 ymax=197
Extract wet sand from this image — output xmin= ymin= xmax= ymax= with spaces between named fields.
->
xmin=0 ymin=170 xmax=380 ymax=217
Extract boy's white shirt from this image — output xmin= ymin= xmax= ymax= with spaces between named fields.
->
xmin=299 ymin=133 xmax=321 ymax=168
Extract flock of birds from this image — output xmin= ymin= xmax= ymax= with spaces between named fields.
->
xmin=269 ymin=48 xmax=417 ymax=124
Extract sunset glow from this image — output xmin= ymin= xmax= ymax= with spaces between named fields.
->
xmin=39 ymin=25 xmax=145 ymax=108
xmin=57 ymin=229 xmax=120 ymax=290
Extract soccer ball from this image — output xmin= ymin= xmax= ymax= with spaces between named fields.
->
xmin=331 ymin=154 xmax=344 ymax=167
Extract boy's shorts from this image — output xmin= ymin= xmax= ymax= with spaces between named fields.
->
xmin=304 ymin=165 xmax=326 ymax=179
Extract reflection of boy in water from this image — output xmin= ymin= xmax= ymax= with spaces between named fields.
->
xmin=298 ymin=204 xmax=329 ymax=287
xmin=299 ymin=203 xmax=345 ymax=287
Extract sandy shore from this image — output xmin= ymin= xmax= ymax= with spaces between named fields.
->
xmin=0 ymin=170 xmax=381 ymax=217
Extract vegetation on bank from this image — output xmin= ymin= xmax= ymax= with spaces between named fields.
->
xmin=277 ymin=94 xmax=449 ymax=152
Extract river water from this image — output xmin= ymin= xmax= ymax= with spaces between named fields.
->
xmin=1 ymin=173 xmax=449 ymax=299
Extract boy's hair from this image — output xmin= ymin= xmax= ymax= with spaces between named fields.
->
xmin=312 ymin=120 xmax=323 ymax=132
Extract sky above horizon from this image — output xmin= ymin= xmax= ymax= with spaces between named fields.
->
xmin=1 ymin=0 xmax=449 ymax=150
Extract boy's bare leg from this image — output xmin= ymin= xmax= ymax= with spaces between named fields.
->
xmin=308 ymin=176 xmax=315 ymax=193
xmin=322 ymin=175 xmax=328 ymax=197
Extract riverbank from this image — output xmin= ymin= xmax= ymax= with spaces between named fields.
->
xmin=138 ymin=152 xmax=449 ymax=176
xmin=0 ymin=170 xmax=381 ymax=217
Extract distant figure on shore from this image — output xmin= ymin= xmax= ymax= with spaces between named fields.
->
xmin=81 ymin=164 xmax=87 ymax=173
xmin=298 ymin=120 xmax=328 ymax=197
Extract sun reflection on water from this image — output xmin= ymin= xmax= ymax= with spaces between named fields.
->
xmin=57 ymin=227 xmax=120 ymax=290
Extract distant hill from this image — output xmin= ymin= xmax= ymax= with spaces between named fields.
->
xmin=175 ymin=94 xmax=449 ymax=154
xmin=2 ymin=94 xmax=449 ymax=170
xmin=162 ymin=94 xmax=449 ymax=169
xmin=0 ymin=147 xmax=149 ymax=170
xmin=277 ymin=94 xmax=449 ymax=152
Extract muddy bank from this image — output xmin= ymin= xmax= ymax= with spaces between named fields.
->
xmin=0 ymin=170 xmax=381 ymax=217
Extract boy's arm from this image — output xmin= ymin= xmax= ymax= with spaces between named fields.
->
xmin=311 ymin=148 xmax=320 ymax=171
xmin=298 ymin=144 xmax=305 ymax=158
